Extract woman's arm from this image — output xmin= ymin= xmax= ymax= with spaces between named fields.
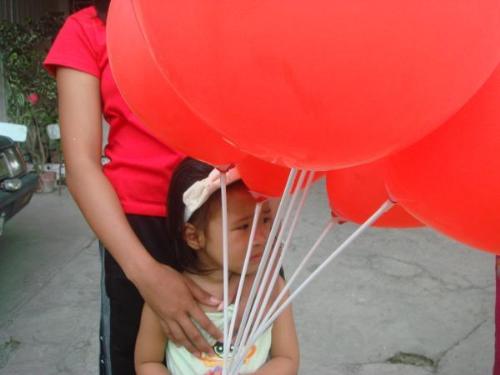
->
xmin=135 ymin=304 xmax=171 ymax=375
xmin=252 ymin=278 xmax=300 ymax=375
xmin=56 ymin=68 xmax=221 ymax=355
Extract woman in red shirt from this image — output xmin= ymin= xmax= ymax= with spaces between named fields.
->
xmin=45 ymin=1 xmax=222 ymax=373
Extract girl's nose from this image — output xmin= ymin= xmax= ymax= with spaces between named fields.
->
xmin=253 ymin=222 xmax=269 ymax=245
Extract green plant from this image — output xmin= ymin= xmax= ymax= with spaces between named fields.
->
xmin=0 ymin=15 xmax=64 ymax=173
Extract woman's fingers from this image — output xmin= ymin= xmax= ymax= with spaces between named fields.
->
xmin=166 ymin=320 xmax=200 ymax=357
xmin=180 ymin=310 xmax=221 ymax=355
xmin=190 ymin=303 xmax=224 ymax=343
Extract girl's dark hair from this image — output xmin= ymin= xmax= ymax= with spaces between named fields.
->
xmin=94 ymin=0 xmax=110 ymax=22
xmin=167 ymin=158 xmax=215 ymax=274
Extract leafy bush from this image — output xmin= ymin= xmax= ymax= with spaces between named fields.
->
xmin=0 ymin=14 xmax=64 ymax=172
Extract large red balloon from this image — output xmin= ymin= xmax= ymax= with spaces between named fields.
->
xmin=237 ymin=155 xmax=323 ymax=198
xmin=387 ymin=64 xmax=500 ymax=253
xmin=107 ymin=0 xmax=242 ymax=166
xmin=133 ymin=0 xmax=500 ymax=169
xmin=326 ymin=161 xmax=422 ymax=228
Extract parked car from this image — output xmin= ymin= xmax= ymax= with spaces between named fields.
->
xmin=0 ymin=124 xmax=39 ymax=236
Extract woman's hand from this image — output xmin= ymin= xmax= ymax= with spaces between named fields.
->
xmin=134 ymin=260 xmax=223 ymax=356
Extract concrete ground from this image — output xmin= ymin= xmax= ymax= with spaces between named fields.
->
xmin=0 ymin=182 xmax=495 ymax=374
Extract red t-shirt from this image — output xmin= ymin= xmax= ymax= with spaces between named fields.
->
xmin=44 ymin=6 xmax=183 ymax=217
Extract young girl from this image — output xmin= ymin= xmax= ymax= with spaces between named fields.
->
xmin=135 ymin=158 xmax=300 ymax=374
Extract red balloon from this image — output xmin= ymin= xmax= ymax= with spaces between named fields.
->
xmin=237 ymin=155 xmax=323 ymax=198
xmin=107 ymin=0 xmax=242 ymax=166
xmin=387 ymin=64 xmax=500 ymax=253
xmin=133 ymin=0 xmax=500 ymax=169
xmin=326 ymin=160 xmax=422 ymax=228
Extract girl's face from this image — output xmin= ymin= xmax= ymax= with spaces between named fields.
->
xmin=203 ymin=185 xmax=273 ymax=275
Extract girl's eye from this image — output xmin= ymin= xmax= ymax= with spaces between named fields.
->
xmin=263 ymin=216 xmax=272 ymax=224
xmin=236 ymin=224 xmax=250 ymax=230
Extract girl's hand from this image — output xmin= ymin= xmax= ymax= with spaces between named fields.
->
xmin=135 ymin=261 xmax=223 ymax=356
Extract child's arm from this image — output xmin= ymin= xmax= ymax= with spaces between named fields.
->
xmin=135 ymin=303 xmax=171 ymax=375
xmin=252 ymin=278 xmax=300 ymax=375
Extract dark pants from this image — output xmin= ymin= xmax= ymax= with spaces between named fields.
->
xmin=99 ymin=214 xmax=176 ymax=375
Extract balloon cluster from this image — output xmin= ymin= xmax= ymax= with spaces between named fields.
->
xmin=108 ymin=0 xmax=500 ymax=253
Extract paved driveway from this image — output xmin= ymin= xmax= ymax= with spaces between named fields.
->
xmin=0 ymin=183 xmax=495 ymax=374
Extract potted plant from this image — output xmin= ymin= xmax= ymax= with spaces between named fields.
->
xmin=0 ymin=15 xmax=63 ymax=192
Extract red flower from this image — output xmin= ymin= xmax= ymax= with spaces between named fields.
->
xmin=27 ymin=93 xmax=39 ymax=105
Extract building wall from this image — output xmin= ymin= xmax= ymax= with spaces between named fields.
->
xmin=0 ymin=0 xmax=69 ymax=22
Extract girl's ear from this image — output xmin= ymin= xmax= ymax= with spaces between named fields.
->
xmin=183 ymin=223 xmax=205 ymax=250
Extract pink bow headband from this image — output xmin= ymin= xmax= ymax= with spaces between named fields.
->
xmin=183 ymin=168 xmax=241 ymax=222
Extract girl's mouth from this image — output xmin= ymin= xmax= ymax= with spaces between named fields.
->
xmin=250 ymin=253 xmax=263 ymax=262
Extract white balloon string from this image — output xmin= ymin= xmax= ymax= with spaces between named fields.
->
xmin=237 ymin=170 xmax=307 ymax=352
xmin=261 ymin=217 xmax=334 ymax=333
xmin=248 ymin=171 xmax=314 ymax=340
xmin=232 ymin=200 xmax=394 ymax=373
xmin=220 ymin=172 xmax=229 ymax=374
xmin=231 ymin=168 xmax=298 ymax=352
xmin=230 ymin=219 xmax=334 ymax=372
xmin=226 ymin=202 xmax=263 ymax=354
xmin=231 ymin=170 xmax=297 ymax=352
